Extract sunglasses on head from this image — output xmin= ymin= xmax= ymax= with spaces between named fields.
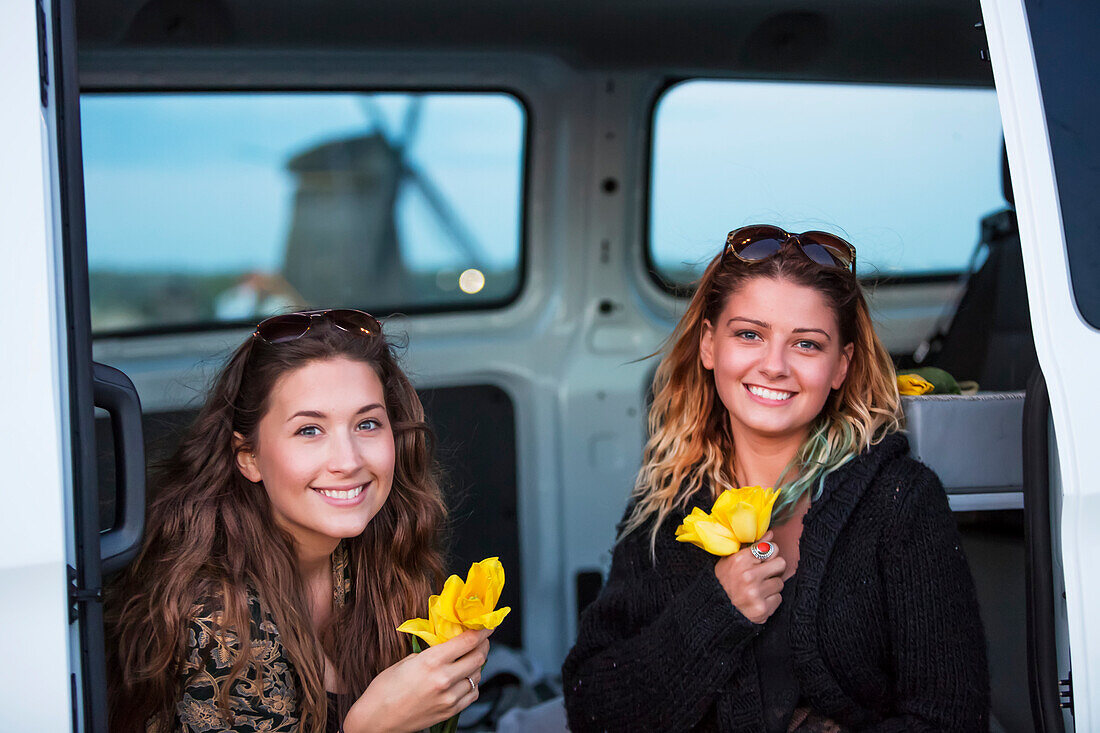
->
xmin=724 ymin=225 xmax=857 ymax=274
xmin=252 ymin=308 xmax=383 ymax=344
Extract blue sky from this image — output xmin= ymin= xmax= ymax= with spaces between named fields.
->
xmin=651 ymin=80 xmax=1004 ymax=279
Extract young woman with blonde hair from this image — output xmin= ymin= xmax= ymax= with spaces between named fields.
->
xmin=107 ymin=309 xmax=490 ymax=733
xmin=563 ymin=227 xmax=989 ymax=731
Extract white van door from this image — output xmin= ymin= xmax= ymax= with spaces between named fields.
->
xmin=0 ymin=0 xmax=79 ymax=729
xmin=983 ymin=0 xmax=1100 ymax=728
xmin=0 ymin=0 xmax=147 ymax=729
xmin=0 ymin=0 xmax=88 ymax=729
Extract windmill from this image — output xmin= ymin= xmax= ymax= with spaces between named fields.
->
xmin=281 ymin=96 xmax=489 ymax=310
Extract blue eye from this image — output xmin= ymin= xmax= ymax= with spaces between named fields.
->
xmin=295 ymin=425 xmax=321 ymax=437
xmin=796 ymin=339 xmax=822 ymax=351
xmin=735 ymin=330 xmax=761 ymax=341
xmin=357 ymin=418 xmax=382 ymax=431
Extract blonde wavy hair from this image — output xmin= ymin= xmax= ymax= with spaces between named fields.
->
xmin=623 ymin=241 xmax=901 ymax=553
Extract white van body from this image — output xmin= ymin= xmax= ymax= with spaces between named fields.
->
xmin=0 ymin=2 xmax=80 ymax=730
xmin=983 ymin=0 xmax=1099 ymax=724
xmin=1 ymin=0 xmax=1095 ymax=729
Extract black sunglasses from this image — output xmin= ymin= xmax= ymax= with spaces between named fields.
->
xmin=724 ymin=225 xmax=857 ymax=274
xmin=252 ymin=309 xmax=383 ymax=344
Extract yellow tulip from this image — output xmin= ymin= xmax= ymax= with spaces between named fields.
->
xmin=675 ymin=486 xmax=780 ymax=556
xmin=397 ymin=557 xmax=512 ymax=647
xmin=394 ymin=594 xmax=465 ymax=647
xmin=897 ymin=373 xmax=934 ymax=396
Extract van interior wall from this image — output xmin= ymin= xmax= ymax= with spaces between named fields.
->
xmin=80 ymin=0 xmax=1029 ymax=728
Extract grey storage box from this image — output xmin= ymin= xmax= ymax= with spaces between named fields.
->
xmin=901 ymin=392 xmax=1025 ymax=510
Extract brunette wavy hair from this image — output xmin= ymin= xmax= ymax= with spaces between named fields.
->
xmin=106 ymin=320 xmax=446 ymax=732
xmin=623 ymin=237 xmax=901 ymax=553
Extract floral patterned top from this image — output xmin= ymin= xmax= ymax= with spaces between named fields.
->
xmin=167 ymin=543 xmax=351 ymax=733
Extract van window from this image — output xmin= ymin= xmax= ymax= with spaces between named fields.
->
xmin=81 ymin=92 xmax=526 ymax=333
xmin=649 ymin=80 xmax=1004 ymax=287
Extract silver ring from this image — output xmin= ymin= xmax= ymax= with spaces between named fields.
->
xmin=467 ymin=675 xmax=477 ymax=692
xmin=750 ymin=540 xmax=777 ymax=561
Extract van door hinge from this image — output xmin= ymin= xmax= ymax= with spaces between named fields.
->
xmin=35 ymin=0 xmax=50 ymax=107
xmin=1059 ymin=672 xmax=1074 ymax=712
xmin=68 ymin=565 xmax=103 ymax=624
xmin=973 ymin=21 xmax=991 ymax=63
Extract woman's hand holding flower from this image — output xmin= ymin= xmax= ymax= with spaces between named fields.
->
xmin=343 ymin=629 xmax=491 ymax=733
xmin=674 ymin=486 xmax=786 ymax=623
xmin=372 ymin=557 xmax=510 ymax=733
xmin=714 ymin=530 xmax=787 ymax=624
xmin=675 ymin=485 xmax=779 ymax=556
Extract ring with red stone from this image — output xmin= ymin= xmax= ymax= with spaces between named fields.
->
xmin=750 ymin=540 xmax=777 ymax=561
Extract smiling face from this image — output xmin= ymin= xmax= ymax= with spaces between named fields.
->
xmin=700 ymin=276 xmax=853 ymax=446
xmin=234 ymin=356 xmax=395 ymax=558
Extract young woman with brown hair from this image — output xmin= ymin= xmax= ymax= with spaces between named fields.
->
xmin=563 ymin=227 xmax=990 ymax=731
xmin=107 ymin=309 xmax=490 ymax=733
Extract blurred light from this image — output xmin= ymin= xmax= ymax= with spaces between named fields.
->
xmin=459 ymin=268 xmax=486 ymax=294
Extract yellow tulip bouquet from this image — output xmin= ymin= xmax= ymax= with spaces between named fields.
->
xmin=896 ymin=373 xmax=935 ymax=396
xmin=896 ymin=366 xmax=976 ymax=395
xmin=397 ymin=557 xmax=511 ymax=733
xmin=675 ymin=485 xmax=780 ymax=556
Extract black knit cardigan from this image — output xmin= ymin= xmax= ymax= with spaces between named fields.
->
xmin=562 ymin=434 xmax=990 ymax=732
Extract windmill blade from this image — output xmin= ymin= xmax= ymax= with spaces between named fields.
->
xmin=396 ymin=97 xmax=424 ymax=153
xmin=356 ymin=96 xmax=395 ymax=143
xmin=401 ymin=160 xmax=489 ymax=270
